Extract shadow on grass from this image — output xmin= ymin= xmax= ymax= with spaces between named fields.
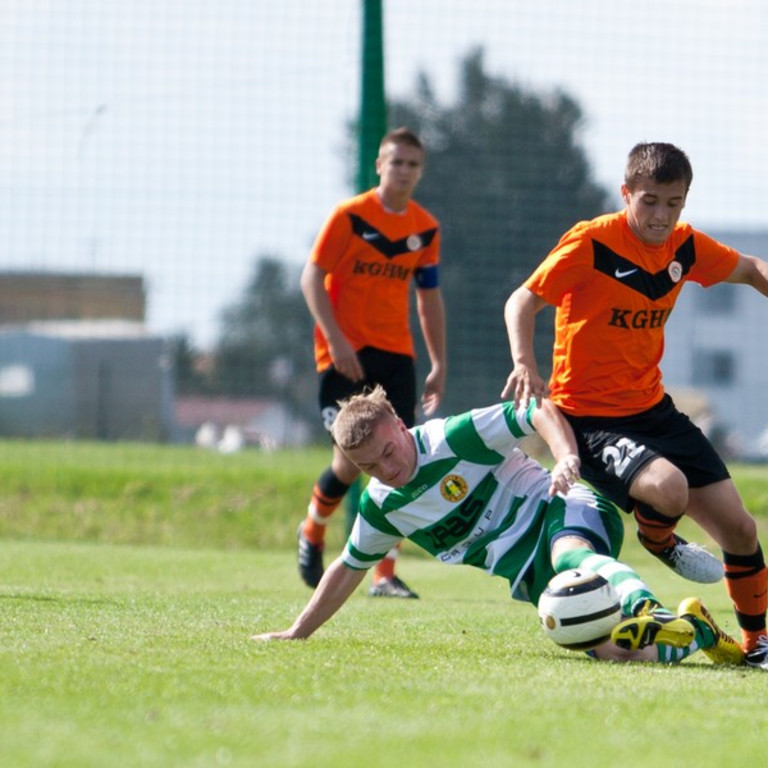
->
xmin=1 ymin=591 xmax=117 ymax=606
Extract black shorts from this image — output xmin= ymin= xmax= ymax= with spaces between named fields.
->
xmin=318 ymin=347 xmax=417 ymax=433
xmin=563 ymin=394 xmax=730 ymax=512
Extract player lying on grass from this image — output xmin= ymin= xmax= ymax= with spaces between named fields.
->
xmin=253 ymin=386 xmax=745 ymax=665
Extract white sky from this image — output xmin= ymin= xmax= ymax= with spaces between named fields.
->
xmin=1 ymin=0 xmax=767 ymax=348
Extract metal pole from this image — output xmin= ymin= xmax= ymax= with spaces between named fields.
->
xmin=356 ymin=0 xmax=387 ymax=193
xmin=347 ymin=0 xmax=387 ymax=535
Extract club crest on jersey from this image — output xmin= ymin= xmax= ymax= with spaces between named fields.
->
xmin=406 ymin=234 xmax=423 ymax=252
xmin=668 ymin=260 xmax=683 ymax=283
xmin=440 ymin=474 xmax=468 ymax=502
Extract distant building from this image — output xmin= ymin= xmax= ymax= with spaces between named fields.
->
xmin=0 ymin=321 xmax=174 ymax=441
xmin=0 ymin=271 xmax=173 ymax=441
xmin=0 ymin=271 xmax=145 ymax=324
xmin=175 ymin=395 xmax=311 ymax=448
xmin=662 ymin=231 xmax=768 ymax=457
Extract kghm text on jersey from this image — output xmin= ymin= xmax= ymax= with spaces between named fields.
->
xmin=352 ymin=259 xmax=412 ymax=280
xmin=608 ymin=307 xmax=671 ymax=329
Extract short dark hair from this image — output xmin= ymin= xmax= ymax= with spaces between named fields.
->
xmin=625 ymin=142 xmax=693 ymax=191
xmin=379 ymin=127 xmax=424 ymax=154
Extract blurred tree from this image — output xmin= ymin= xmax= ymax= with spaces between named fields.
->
xmin=169 ymin=332 xmax=210 ymax=395
xmin=389 ymin=48 xmax=613 ymax=413
xmin=210 ymin=49 xmax=613 ymax=433
xmin=211 ymin=257 xmax=316 ymax=417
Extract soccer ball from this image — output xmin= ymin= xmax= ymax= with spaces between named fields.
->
xmin=537 ymin=569 xmax=622 ymax=651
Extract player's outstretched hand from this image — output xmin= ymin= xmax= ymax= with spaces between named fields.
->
xmin=251 ymin=630 xmax=298 ymax=642
xmin=501 ymin=364 xmax=548 ymax=408
xmin=548 ymin=454 xmax=581 ymax=496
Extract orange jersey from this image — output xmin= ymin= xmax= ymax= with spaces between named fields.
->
xmin=309 ymin=188 xmax=440 ymax=371
xmin=525 ymin=210 xmax=739 ymax=416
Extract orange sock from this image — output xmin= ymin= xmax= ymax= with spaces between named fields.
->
xmin=373 ymin=546 xmax=400 ymax=583
xmin=724 ymin=546 xmax=768 ymax=651
xmin=303 ymin=486 xmax=341 ymax=545
xmin=634 ymin=503 xmax=680 ymax=553
xmin=301 ymin=469 xmax=349 ymax=546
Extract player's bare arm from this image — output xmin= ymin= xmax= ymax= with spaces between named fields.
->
xmin=252 ymin=558 xmax=366 ymax=641
xmin=300 ymin=261 xmax=364 ymax=382
xmin=724 ymin=253 xmax=768 ymax=297
xmin=530 ymin=399 xmax=581 ymax=496
xmin=502 ymin=286 xmax=550 ymax=406
xmin=416 ymin=286 xmax=447 ymax=415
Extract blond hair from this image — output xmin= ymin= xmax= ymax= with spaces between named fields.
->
xmin=331 ymin=385 xmax=398 ymax=452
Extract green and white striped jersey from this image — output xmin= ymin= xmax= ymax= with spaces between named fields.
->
xmin=342 ymin=400 xmax=621 ymax=604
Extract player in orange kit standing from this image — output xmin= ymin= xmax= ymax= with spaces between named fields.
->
xmin=297 ymin=127 xmax=446 ymax=598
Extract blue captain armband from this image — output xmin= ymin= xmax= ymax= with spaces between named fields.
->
xmin=414 ymin=264 xmax=439 ymax=288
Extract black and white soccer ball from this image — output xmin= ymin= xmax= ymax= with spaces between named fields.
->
xmin=537 ymin=569 xmax=622 ymax=651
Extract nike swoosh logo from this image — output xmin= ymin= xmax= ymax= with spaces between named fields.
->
xmin=615 ymin=268 xmax=638 ymax=279
xmin=362 ymin=231 xmax=380 ymax=241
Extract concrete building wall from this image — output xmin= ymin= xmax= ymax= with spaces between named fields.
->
xmin=0 ymin=326 xmax=173 ymax=441
xmin=0 ymin=333 xmax=76 ymax=436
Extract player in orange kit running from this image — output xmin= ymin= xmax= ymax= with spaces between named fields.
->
xmin=502 ymin=142 xmax=768 ymax=669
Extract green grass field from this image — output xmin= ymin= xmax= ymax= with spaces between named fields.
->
xmin=1 ymin=439 xmax=767 ymax=767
